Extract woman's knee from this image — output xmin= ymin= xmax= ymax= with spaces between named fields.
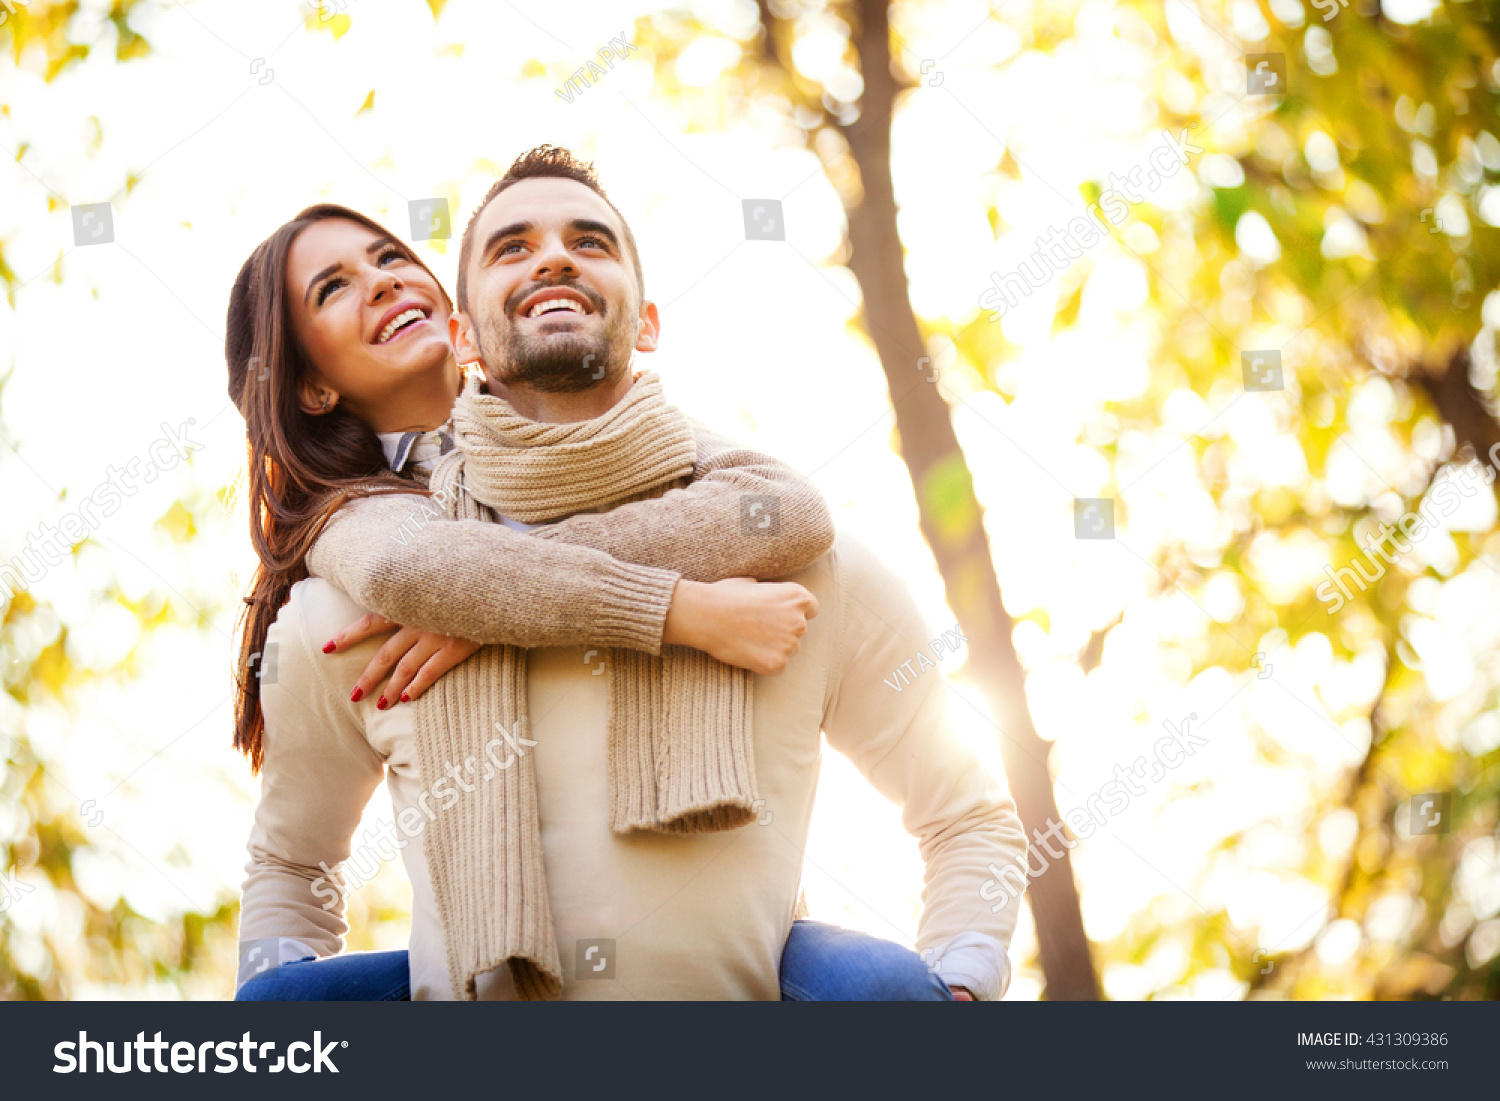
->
xmin=781 ymin=921 xmax=951 ymax=1001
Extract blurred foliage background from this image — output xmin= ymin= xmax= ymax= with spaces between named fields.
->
xmin=3 ymin=0 xmax=1500 ymax=999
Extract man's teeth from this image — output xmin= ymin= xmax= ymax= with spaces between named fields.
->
xmin=527 ymin=298 xmax=586 ymax=319
xmin=376 ymin=308 xmax=426 ymax=344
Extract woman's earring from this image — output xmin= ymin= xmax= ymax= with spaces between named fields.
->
xmin=320 ymin=395 xmax=332 ymax=412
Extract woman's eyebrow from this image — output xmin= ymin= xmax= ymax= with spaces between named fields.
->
xmin=304 ymin=238 xmax=400 ymax=304
xmin=304 ymin=261 xmax=343 ymax=304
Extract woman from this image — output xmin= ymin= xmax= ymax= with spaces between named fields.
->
xmin=227 ymin=204 xmax=957 ymax=1001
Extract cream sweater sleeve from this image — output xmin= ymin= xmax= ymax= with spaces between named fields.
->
xmin=820 ymin=537 xmax=1027 ymax=997
xmin=526 ymin=421 xmax=836 ymax=581
xmin=237 ymin=579 xmax=386 ymax=988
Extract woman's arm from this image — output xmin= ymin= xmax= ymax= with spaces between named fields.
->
xmin=237 ymin=581 xmax=386 ymax=989
xmin=308 ymin=427 xmax=833 ymax=651
xmin=525 ymin=421 xmax=836 ymax=581
xmin=306 ymin=492 xmax=680 ymax=652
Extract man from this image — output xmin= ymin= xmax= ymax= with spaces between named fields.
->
xmin=238 ymin=147 xmax=1026 ymax=1000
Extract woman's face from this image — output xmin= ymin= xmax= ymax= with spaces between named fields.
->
xmin=284 ymin=218 xmax=455 ymax=430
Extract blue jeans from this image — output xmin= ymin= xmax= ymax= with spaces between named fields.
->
xmin=235 ymin=920 xmax=952 ymax=1001
xmin=236 ymin=948 xmax=411 ymax=1001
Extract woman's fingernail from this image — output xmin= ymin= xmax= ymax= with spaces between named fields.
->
xmin=377 ymin=697 xmax=388 ymax=710
xmin=322 ymin=641 xmax=337 ymax=654
xmin=400 ymin=693 xmax=410 ymax=704
xmin=350 ymin=687 xmax=364 ymax=703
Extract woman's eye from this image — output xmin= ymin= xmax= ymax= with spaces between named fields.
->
xmin=578 ymin=236 xmax=605 ymax=250
xmin=378 ymin=247 xmax=405 ymax=265
xmin=316 ymin=277 xmax=344 ymax=306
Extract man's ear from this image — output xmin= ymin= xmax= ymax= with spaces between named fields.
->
xmin=450 ymin=310 xmax=482 ymax=368
xmin=634 ymin=300 xmax=660 ymax=353
xmin=296 ymin=374 xmax=337 ymax=416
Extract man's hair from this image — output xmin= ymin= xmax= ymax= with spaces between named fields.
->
xmin=456 ymin=145 xmax=644 ymax=314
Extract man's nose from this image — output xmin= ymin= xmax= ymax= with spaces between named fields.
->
xmin=528 ymin=236 xmax=578 ymax=281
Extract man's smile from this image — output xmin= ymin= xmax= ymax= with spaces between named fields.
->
xmin=514 ymin=284 xmax=599 ymax=323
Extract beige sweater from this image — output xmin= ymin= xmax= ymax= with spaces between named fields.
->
xmin=240 ymin=534 xmax=1026 ymax=999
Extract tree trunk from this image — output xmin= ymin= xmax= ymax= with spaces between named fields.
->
xmin=831 ymin=0 xmax=1100 ymax=999
xmin=1411 ymin=346 xmax=1500 ymax=492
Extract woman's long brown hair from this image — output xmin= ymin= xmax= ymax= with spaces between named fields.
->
xmin=225 ymin=204 xmax=452 ymax=773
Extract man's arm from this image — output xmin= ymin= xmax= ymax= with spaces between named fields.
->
xmin=526 ymin=421 xmax=836 ymax=581
xmin=237 ymin=580 xmax=387 ymax=991
xmin=820 ymin=537 xmax=1027 ymax=1000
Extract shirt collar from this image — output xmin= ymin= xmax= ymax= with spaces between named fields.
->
xmin=378 ymin=424 xmax=454 ymax=474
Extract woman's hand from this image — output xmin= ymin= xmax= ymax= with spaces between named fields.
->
xmin=324 ymin=613 xmax=482 ymax=709
xmin=662 ymin=577 xmax=819 ymax=676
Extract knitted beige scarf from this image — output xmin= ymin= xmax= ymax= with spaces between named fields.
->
xmin=412 ymin=370 xmax=759 ymax=1000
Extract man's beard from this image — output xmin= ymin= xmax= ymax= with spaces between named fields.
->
xmin=473 ymin=285 xmax=632 ymax=394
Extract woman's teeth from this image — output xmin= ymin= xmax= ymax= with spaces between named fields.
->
xmin=376 ymin=308 xmax=427 ymax=344
xmin=527 ymin=298 xmax=586 ymax=318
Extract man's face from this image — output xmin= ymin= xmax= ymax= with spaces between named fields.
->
xmin=452 ymin=177 xmax=655 ymax=394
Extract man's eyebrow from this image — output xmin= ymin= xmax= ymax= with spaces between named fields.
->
xmin=481 ymin=221 xmax=536 ymax=262
xmin=304 ymin=237 xmax=401 ymax=305
xmin=570 ymin=219 xmax=620 ymax=249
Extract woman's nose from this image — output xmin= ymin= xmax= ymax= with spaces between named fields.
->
xmin=368 ymin=268 xmax=403 ymax=301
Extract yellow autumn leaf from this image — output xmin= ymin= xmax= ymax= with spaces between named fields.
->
xmin=305 ymin=9 xmax=352 ymax=39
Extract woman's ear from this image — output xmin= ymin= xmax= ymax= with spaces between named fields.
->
xmin=634 ymin=300 xmax=660 ymax=353
xmin=296 ymin=375 xmax=338 ymax=416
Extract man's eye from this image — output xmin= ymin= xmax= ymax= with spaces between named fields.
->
xmin=577 ymin=236 xmax=606 ymax=250
xmin=498 ymin=241 xmax=526 ymax=256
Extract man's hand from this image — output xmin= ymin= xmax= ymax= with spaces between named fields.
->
xmin=324 ymin=613 xmax=482 ymax=708
xmin=949 ymin=985 xmax=975 ymax=1001
xmin=663 ymin=577 xmax=818 ymax=676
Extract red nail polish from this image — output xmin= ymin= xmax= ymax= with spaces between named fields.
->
xmin=400 ymin=693 xmax=410 ymax=704
xmin=377 ymin=697 xmax=388 ymax=710
xmin=323 ymin=641 xmax=337 ymax=654
xmin=350 ymin=687 xmax=364 ymax=703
